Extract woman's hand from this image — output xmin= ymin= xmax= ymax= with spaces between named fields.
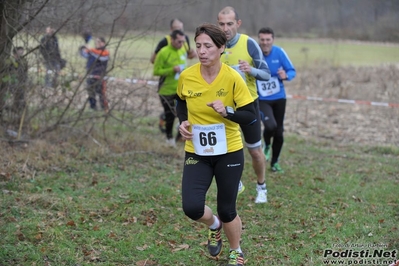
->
xmin=179 ymin=120 xmax=193 ymax=140
xmin=207 ymin=100 xmax=227 ymax=117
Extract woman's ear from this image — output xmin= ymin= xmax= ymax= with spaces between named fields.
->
xmin=219 ymin=46 xmax=226 ymax=56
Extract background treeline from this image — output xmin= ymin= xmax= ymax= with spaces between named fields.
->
xmin=24 ymin=0 xmax=399 ymax=42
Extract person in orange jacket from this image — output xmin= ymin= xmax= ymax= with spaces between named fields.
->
xmin=79 ymin=36 xmax=110 ymax=111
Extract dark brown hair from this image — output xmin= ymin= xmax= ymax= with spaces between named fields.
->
xmin=258 ymin=27 xmax=274 ymax=38
xmin=171 ymin=29 xmax=185 ymax=40
xmin=194 ymin=23 xmax=227 ymax=49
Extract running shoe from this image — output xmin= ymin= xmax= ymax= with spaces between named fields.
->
xmin=263 ymin=145 xmax=271 ymax=161
xmin=271 ymin=162 xmax=284 ymax=173
xmin=208 ymin=223 xmax=223 ymax=257
xmin=255 ymin=187 xmax=267 ymax=204
xmin=165 ymin=138 xmax=176 ymax=147
xmin=227 ymin=250 xmax=245 ymax=266
xmin=237 ymin=180 xmax=245 ymax=195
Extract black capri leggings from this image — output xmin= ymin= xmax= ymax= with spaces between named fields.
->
xmin=181 ymin=150 xmax=244 ymax=223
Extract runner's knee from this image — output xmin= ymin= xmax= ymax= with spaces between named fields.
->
xmin=183 ymin=201 xmax=204 ymax=221
xmin=248 ymin=146 xmax=265 ymax=160
xmin=217 ymin=208 xmax=237 ymax=223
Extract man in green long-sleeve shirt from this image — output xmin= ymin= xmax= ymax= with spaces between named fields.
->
xmin=153 ymin=29 xmax=188 ymax=147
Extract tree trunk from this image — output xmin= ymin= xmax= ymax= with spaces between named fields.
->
xmin=0 ymin=0 xmax=27 ymax=74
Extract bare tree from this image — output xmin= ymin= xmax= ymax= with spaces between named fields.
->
xmin=1 ymin=0 xmax=191 ymax=145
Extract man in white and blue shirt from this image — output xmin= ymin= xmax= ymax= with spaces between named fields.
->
xmin=257 ymin=27 xmax=296 ymax=173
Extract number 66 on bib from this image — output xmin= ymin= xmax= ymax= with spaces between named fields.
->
xmin=191 ymin=123 xmax=227 ymax=156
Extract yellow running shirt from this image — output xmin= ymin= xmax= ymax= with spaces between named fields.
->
xmin=177 ymin=63 xmax=253 ymax=154
xmin=220 ymin=34 xmax=258 ymax=100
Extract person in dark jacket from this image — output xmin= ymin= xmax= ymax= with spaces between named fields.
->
xmin=79 ymin=36 xmax=110 ymax=112
xmin=40 ymin=26 xmax=63 ymax=88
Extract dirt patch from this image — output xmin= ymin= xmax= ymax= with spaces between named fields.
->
xmin=284 ymin=64 xmax=399 ymax=146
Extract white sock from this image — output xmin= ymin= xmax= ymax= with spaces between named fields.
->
xmin=257 ymin=182 xmax=266 ymax=190
xmin=230 ymin=246 xmax=242 ymax=253
xmin=209 ymin=215 xmax=220 ymax=230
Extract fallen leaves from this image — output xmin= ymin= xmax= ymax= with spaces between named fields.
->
xmin=352 ymin=195 xmax=362 ymax=202
xmin=66 ymin=220 xmax=76 ymax=227
xmin=335 ymin=222 xmax=343 ymax=229
xmin=136 ymin=259 xmax=157 ymax=266
xmin=170 ymin=243 xmax=189 ymax=252
xmin=136 ymin=244 xmax=149 ymax=251
xmin=140 ymin=209 xmax=157 ymax=226
xmin=0 ymin=172 xmax=11 ymax=180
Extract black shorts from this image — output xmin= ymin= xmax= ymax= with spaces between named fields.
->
xmin=240 ymin=99 xmax=262 ymax=148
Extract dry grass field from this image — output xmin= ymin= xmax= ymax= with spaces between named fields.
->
xmin=285 ymin=64 xmax=399 ymax=146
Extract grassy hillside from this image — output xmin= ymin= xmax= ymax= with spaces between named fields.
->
xmin=1 ymin=117 xmax=398 ymax=265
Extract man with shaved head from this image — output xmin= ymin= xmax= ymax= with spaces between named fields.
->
xmin=218 ymin=6 xmax=271 ymax=205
